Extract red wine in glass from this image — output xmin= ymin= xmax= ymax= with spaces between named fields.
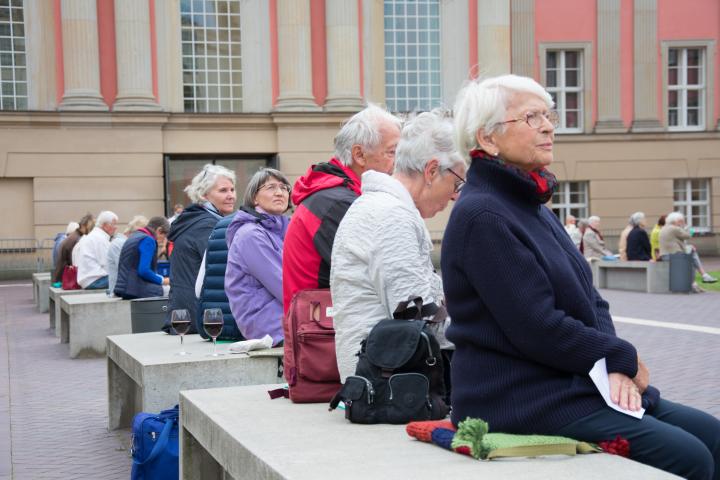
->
xmin=171 ymin=309 xmax=192 ymax=356
xmin=203 ymin=308 xmax=224 ymax=357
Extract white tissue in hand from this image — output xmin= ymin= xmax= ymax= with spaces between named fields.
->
xmin=228 ymin=334 xmax=273 ymax=354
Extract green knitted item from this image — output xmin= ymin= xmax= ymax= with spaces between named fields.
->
xmin=450 ymin=418 xmax=600 ymax=460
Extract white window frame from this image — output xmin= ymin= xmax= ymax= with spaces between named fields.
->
xmin=551 ymin=181 xmax=589 ymax=224
xmin=0 ymin=0 xmax=27 ymax=111
xmin=539 ymin=43 xmax=592 ymax=134
xmin=661 ymin=40 xmax=715 ymax=132
xmin=673 ymin=179 xmax=712 ymax=233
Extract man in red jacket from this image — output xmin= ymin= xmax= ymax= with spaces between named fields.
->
xmin=283 ymin=105 xmax=402 ymax=313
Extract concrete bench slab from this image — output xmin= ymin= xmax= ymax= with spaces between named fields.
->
xmin=179 ymin=384 xmax=679 ymax=480
xmin=48 ymin=287 xmax=88 ymax=334
xmin=60 ymin=293 xmax=131 ymax=358
xmin=592 ymin=260 xmax=669 ymax=293
xmin=32 ymin=272 xmax=51 ymax=313
xmin=106 ymin=332 xmax=283 ymax=430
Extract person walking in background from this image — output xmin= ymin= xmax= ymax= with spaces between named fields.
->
xmin=107 ymin=215 xmax=148 ymax=297
xmin=52 ymin=222 xmax=79 ymax=271
xmin=164 ymin=164 xmax=237 ymax=333
xmin=583 ymin=216 xmax=614 ymax=261
xmin=73 ymin=211 xmax=118 ymax=290
xmin=564 ymin=214 xmax=582 ymax=248
xmin=52 ymin=214 xmax=94 ymax=285
xmin=659 ymin=212 xmax=717 ymax=285
xmin=225 ymin=168 xmax=291 ymax=345
xmin=626 ymin=212 xmax=652 ymax=261
xmin=114 ymin=216 xmax=170 ymax=300
xmin=650 ymin=215 xmax=666 ymax=261
xmin=618 ymin=215 xmax=634 ymax=261
xmin=168 ymin=204 xmax=184 ymax=224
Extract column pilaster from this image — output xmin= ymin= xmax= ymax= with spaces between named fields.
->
xmin=595 ymin=0 xmax=626 ymax=132
xmin=477 ymin=0 xmax=511 ymax=76
xmin=324 ymin=0 xmax=363 ymax=111
xmin=631 ymin=0 xmax=662 ymax=131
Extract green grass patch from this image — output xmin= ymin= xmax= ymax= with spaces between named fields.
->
xmin=695 ymin=270 xmax=720 ymax=292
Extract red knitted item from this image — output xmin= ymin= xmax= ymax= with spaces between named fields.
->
xmin=406 ymin=420 xmax=456 ymax=443
xmin=598 ymin=436 xmax=630 ymax=458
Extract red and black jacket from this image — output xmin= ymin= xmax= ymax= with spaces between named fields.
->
xmin=282 ymin=158 xmax=361 ymax=314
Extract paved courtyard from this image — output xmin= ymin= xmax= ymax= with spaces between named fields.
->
xmin=0 ymin=271 xmax=718 ymax=479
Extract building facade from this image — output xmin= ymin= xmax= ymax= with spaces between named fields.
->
xmin=0 ymin=0 xmax=718 ymax=253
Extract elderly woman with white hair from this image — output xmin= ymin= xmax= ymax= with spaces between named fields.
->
xmin=164 ymin=164 xmax=237 ymax=333
xmin=583 ymin=215 xmax=614 ymax=260
xmin=331 ymin=109 xmax=465 ymax=383
xmin=626 ymin=212 xmax=652 ymax=261
xmin=442 ymin=74 xmax=719 ymax=479
xmin=659 ymin=211 xmax=717 ymax=284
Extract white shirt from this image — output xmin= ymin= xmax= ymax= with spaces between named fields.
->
xmin=73 ymin=227 xmax=112 ymax=288
xmin=106 ymin=234 xmax=127 ymax=296
xmin=564 ymin=224 xmax=582 ymax=248
xmin=330 ymin=171 xmax=446 ymax=382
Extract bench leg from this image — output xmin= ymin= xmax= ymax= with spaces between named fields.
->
xmin=60 ymin=309 xmax=69 ymax=344
xmin=49 ymin=297 xmax=56 ymax=330
xmin=107 ymin=357 xmax=140 ymax=430
xmin=180 ymin=425 xmax=223 ymax=480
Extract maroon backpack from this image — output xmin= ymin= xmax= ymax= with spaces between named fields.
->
xmin=283 ymin=289 xmax=341 ymax=403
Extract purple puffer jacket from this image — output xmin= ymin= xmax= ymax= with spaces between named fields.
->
xmin=225 ymin=207 xmax=289 ymax=345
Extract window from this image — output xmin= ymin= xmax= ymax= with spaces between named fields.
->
xmin=383 ymin=0 xmax=441 ymax=113
xmin=673 ymin=179 xmax=711 ymax=233
xmin=181 ymin=0 xmax=242 ymax=113
xmin=545 ymin=50 xmax=583 ymax=133
xmin=551 ymin=181 xmax=589 ymax=223
xmin=0 ymin=0 xmax=27 ymax=110
xmin=667 ymin=47 xmax=705 ymax=130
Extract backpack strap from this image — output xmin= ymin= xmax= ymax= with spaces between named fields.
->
xmin=135 ymin=416 xmax=174 ymax=466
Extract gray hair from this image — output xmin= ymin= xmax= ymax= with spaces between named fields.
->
xmin=665 ymin=211 xmax=684 ymax=225
xmin=394 ymin=109 xmax=465 ymax=176
xmin=243 ymin=168 xmax=292 ymax=210
xmin=96 ymin=210 xmax=118 ymax=226
xmin=453 ymin=74 xmax=554 ymax=158
xmin=65 ymin=222 xmax=79 ymax=235
xmin=333 ymin=104 xmax=402 ymax=167
xmin=184 ymin=164 xmax=237 ymax=203
xmin=629 ymin=211 xmax=645 ymax=227
xmin=146 ymin=216 xmax=170 ymax=235
xmin=124 ymin=215 xmax=148 ymax=235
xmin=587 ymin=215 xmax=601 ymax=227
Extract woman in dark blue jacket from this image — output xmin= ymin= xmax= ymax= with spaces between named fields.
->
xmin=443 ymin=74 xmax=719 ymax=480
xmin=114 ymin=216 xmax=170 ymax=300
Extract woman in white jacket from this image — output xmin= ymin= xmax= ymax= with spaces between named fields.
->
xmin=330 ymin=110 xmax=466 ymax=382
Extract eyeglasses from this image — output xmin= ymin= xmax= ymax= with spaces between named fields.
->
xmin=259 ymin=183 xmax=291 ymax=194
xmin=446 ymin=168 xmax=466 ymax=193
xmin=500 ymin=110 xmax=560 ymax=129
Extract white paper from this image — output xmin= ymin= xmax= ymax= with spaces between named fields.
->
xmin=228 ymin=334 xmax=274 ymax=354
xmin=588 ymin=358 xmax=645 ymax=419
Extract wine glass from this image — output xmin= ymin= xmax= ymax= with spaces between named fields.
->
xmin=203 ymin=308 xmax=224 ymax=357
xmin=171 ymin=309 xmax=192 ymax=356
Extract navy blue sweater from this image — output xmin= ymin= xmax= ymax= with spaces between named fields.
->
xmin=441 ymin=159 xmax=655 ymax=434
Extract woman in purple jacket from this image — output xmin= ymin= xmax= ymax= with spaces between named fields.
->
xmin=225 ymin=168 xmax=291 ymax=346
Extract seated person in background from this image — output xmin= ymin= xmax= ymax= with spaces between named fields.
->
xmin=225 ymin=168 xmax=291 ymax=346
xmin=52 ymin=214 xmax=94 ymax=285
xmin=583 ymin=215 xmax=613 ymax=261
xmin=444 ymin=73 xmax=720 ymax=479
xmin=73 ymin=211 xmax=118 ymax=290
xmin=114 ymin=216 xmax=170 ymax=300
xmin=52 ymin=222 xmax=78 ymax=271
xmin=626 ymin=211 xmax=651 ymax=261
xmin=650 ymin=215 xmax=665 ymax=260
xmin=107 ymin=215 xmax=148 ymax=297
xmin=617 ymin=215 xmax=634 ymax=261
xmin=331 ymin=110 xmax=465 ymax=382
xmin=564 ymin=214 xmax=582 ymax=248
xmin=659 ymin=211 xmax=717 ymax=284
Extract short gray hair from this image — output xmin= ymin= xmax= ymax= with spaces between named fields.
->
xmin=453 ymin=74 xmax=554 ymax=158
xmin=65 ymin=222 xmax=79 ymax=235
xmin=333 ymin=104 xmax=402 ymax=167
xmin=147 ymin=216 xmax=170 ymax=235
xmin=665 ymin=211 xmax=684 ymax=225
xmin=96 ymin=210 xmax=118 ymax=226
xmin=243 ymin=168 xmax=292 ymax=210
xmin=629 ymin=211 xmax=645 ymax=227
xmin=587 ymin=215 xmax=601 ymax=226
xmin=184 ymin=164 xmax=237 ymax=203
xmin=394 ymin=109 xmax=465 ymax=176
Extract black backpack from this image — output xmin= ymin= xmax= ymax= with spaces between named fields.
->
xmin=329 ymin=298 xmax=449 ymax=424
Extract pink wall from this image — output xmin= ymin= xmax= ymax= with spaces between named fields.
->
xmin=620 ymin=0 xmax=633 ymax=127
xmin=53 ymin=0 xmax=63 ymax=105
xmin=96 ymin=0 xmax=117 ymax=108
xmin=534 ymin=0 xmax=597 ymax=125
xmin=310 ymin=0 xmax=327 ymax=106
xmin=658 ymin=0 xmax=720 ymax=124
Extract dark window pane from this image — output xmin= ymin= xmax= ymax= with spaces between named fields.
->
xmin=668 ymin=90 xmax=678 ymax=107
xmin=565 ymin=111 xmax=578 ymax=128
xmin=687 ymin=48 xmax=700 ymax=66
xmin=565 ymin=51 xmax=578 ymax=68
xmin=687 ymin=108 xmax=700 ymax=126
xmin=687 ymin=89 xmax=699 ymax=107
xmin=668 ymin=67 xmax=678 ymax=85
xmin=566 ymin=69 xmax=579 ymax=87
xmin=668 ymin=109 xmax=678 ymax=126
xmin=668 ymin=48 xmax=678 ymax=66
xmin=566 ymin=92 xmax=578 ymax=109
xmin=546 ymin=69 xmax=557 ymax=87
xmin=547 ymin=51 xmax=557 ymax=68
xmin=687 ymin=67 xmax=700 ymax=85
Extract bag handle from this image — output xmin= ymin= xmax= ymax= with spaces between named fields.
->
xmin=135 ymin=416 xmax=174 ymax=466
xmin=393 ymin=297 xmax=446 ymax=324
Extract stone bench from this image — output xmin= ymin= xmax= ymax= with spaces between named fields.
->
xmin=592 ymin=260 xmax=669 ymax=293
xmin=60 ymin=293 xmax=131 ymax=358
xmin=106 ymin=332 xmax=283 ymax=430
xmin=179 ymin=384 xmax=678 ymax=480
xmin=48 ymin=286 xmax=88 ymax=334
xmin=32 ymin=272 xmax=51 ymax=313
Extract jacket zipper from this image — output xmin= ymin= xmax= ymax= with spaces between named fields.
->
xmin=347 ymin=375 xmax=374 ymax=404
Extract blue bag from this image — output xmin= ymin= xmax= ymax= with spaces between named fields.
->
xmin=130 ymin=405 xmax=179 ymax=480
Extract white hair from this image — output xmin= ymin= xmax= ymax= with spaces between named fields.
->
xmin=65 ymin=222 xmax=79 ymax=235
xmin=333 ymin=104 xmax=402 ymax=167
xmin=629 ymin=211 xmax=645 ymax=227
xmin=184 ymin=164 xmax=237 ymax=203
xmin=453 ymin=74 xmax=554 ymax=159
xmin=665 ymin=211 xmax=685 ymax=225
xmin=394 ymin=109 xmax=465 ymax=176
xmin=96 ymin=210 xmax=118 ymax=226
xmin=587 ymin=215 xmax=601 ymax=226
